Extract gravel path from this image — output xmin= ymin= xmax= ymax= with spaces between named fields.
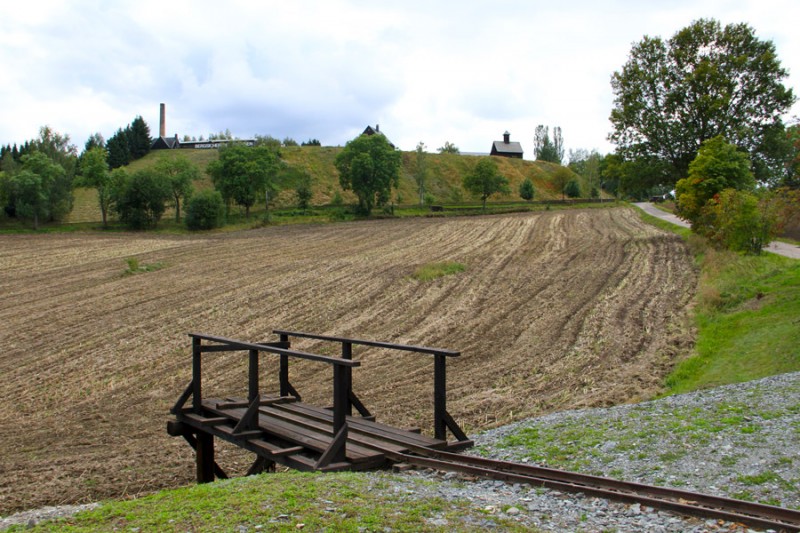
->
xmin=3 ymin=372 xmax=798 ymax=531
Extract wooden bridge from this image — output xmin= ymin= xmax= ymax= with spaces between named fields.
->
xmin=167 ymin=330 xmax=473 ymax=482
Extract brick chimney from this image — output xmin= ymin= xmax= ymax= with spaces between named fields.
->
xmin=503 ymin=131 xmax=510 ymax=144
xmin=159 ymin=103 xmax=166 ymax=138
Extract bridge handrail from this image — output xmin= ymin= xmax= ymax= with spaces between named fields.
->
xmin=272 ymin=329 xmax=460 ymax=358
xmin=190 ymin=332 xmax=361 ymax=367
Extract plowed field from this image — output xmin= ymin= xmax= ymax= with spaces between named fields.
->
xmin=0 ymin=208 xmax=696 ymax=513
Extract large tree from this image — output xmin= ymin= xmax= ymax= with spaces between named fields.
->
xmin=32 ymin=126 xmax=77 ymax=220
xmin=154 ymin=154 xmax=200 ymax=221
xmin=534 ymin=125 xmax=563 ymax=164
xmin=76 ymin=146 xmax=112 ymax=227
xmin=609 ymin=19 xmax=795 ymax=185
xmin=462 ymin=157 xmax=509 ymax=210
xmin=207 ymin=143 xmax=280 ymax=217
xmin=12 ymin=152 xmax=66 ymax=229
xmin=335 ymin=133 xmax=401 ymax=215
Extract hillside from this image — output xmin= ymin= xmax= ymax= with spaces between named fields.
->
xmin=66 ymin=147 xmax=583 ymax=223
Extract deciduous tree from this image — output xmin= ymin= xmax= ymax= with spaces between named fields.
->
xmin=154 ymin=154 xmax=200 ymax=221
xmin=462 ymin=158 xmax=509 ymax=211
xmin=111 ymin=168 xmax=171 ymax=229
xmin=207 ymin=143 xmax=281 ymax=217
xmin=610 ymin=19 xmax=795 ymax=185
xmin=335 ymin=133 xmax=401 ymax=215
xmin=534 ymin=125 xmax=563 ymax=164
xmin=437 ymin=141 xmax=460 ymax=154
xmin=675 ymin=135 xmax=755 ymax=228
xmin=76 ymin=147 xmax=112 ymax=227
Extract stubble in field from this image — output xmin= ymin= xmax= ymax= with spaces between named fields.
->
xmin=0 ymin=208 xmax=696 ymax=513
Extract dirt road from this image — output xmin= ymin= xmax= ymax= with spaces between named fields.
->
xmin=0 ymin=208 xmax=697 ymax=512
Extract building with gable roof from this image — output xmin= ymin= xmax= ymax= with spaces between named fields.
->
xmin=490 ymin=131 xmax=523 ymax=158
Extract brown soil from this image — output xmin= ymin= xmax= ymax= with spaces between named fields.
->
xmin=0 ymin=208 xmax=697 ymax=513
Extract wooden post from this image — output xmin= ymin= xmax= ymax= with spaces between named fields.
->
xmin=248 ymin=349 xmax=259 ymax=402
xmin=341 ymin=342 xmax=353 ymax=415
xmin=192 ymin=336 xmax=202 ymax=411
xmin=279 ymin=334 xmax=290 ymax=397
xmin=332 ymin=363 xmax=348 ymax=462
xmin=434 ymin=354 xmax=446 ymax=440
xmin=196 ymin=432 xmax=215 ymax=483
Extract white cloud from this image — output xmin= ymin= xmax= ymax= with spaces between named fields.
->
xmin=0 ymin=0 xmax=797 ymax=156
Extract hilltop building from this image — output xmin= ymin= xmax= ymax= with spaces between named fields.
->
xmin=362 ymin=124 xmax=395 ymax=149
xmin=151 ymin=103 xmax=254 ymax=150
xmin=490 ymin=131 xmax=523 ymax=158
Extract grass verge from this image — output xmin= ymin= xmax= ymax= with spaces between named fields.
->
xmin=665 ymin=245 xmax=800 ymax=393
xmin=9 ymin=472 xmax=532 ymax=532
xmin=634 ymin=205 xmax=799 ymax=393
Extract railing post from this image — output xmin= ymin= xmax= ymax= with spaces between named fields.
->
xmin=341 ymin=342 xmax=353 ymax=415
xmin=196 ymin=433 xmax=215 ymax=483
xmin=332 ymin=363 xmax=348 ymax=462
xmin=434 ymin=354 xmax=446 ymax=440
xmin=248 ymin=349 xmax=259 ymax=402
xmin=279 ymin=334 xmax=290 ymax=397
xmin=192 ymin=336 xmax=202 ymax=412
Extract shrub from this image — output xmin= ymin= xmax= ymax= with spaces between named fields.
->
xmin=519 ymin=177 xmax=535 ymax=201
xmin=112 ymin=169 xmax=170 ymax=230
xmin=564 ymin=179 xmax=581 ymax=198
xmin=700 ymin=189 xmax=779 ymax=254
xmin=185 ymin=189 xmax=225 ymax=230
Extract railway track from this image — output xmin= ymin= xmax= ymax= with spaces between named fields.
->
xmin=383 ymin=446 xmax=800 ymax=532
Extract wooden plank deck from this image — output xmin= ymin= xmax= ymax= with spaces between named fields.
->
xmin=175 ymin=394 xmax=454 ymax=472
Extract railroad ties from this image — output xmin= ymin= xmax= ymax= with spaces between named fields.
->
xmin=167 ymin=330 xmax=473 ymax=480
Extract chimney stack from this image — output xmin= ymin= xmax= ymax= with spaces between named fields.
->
xmin=159 ymin=103 xmax=166 ymax=138
xmin=503 ymin=131 xmax=510 ymax=144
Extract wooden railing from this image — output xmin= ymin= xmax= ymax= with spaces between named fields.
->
xmin=273 ymin=329 xmax=468 ymax=443
xmin=172 ymin=330 xmax=469 ymax=472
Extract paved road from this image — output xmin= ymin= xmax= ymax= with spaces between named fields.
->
xmin=634 ymin=202 xmax=800 ymax=259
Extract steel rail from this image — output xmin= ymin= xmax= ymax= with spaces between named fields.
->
xmin=384 ymin=447 xmax=800 ymax=532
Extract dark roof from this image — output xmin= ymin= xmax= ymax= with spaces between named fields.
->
xmin=491 ymin=140 xmax=524 ymax=155
xmin=151 ymin=136 xmax=180 ymax=150
xmin=361 ymin=124 xmax=395 ymax=148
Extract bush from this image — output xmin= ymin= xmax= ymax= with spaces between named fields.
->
xmin=519 ymin=177 xmax=535 ymax=201
xmin=564 ymin=179 xmax=582 ymax=198
xmin=185 ymin=189 xmax=225 ymax=230
xmin=112 ymin=169 xmax=170 ymax=229
xmin=699 ymin=189 xmax=779 ymax=254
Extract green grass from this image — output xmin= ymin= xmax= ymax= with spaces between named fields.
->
xmin=123 ymin=257 xmax=165 ymax=276
xmin=633 ymin=204 xmax=800 ymax=394
xmin=10 ymin=472 xmax=534 ymax=532
xmin=664 ymin=249 xmax=800 ymax=394
xmin=412 ymin=261 xmax=466 ymax=281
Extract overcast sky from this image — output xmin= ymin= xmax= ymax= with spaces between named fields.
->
xmin=1 ymin=0 xmax=798 ymax=160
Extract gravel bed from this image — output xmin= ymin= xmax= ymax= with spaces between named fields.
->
xmin=391 ymin=371 xmax=800 ymax=532
xmin=3 ymin=372 xmax=798 ymax=531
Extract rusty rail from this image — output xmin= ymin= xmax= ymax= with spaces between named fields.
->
xmin=383 ymin=446 xmax=800 ymax=532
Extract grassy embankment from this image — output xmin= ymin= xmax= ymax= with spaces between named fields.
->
xmin=636 ymin=209 xmax=800 ymax=393
xmin=17 ymin=146 xmax=590 ymax=231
